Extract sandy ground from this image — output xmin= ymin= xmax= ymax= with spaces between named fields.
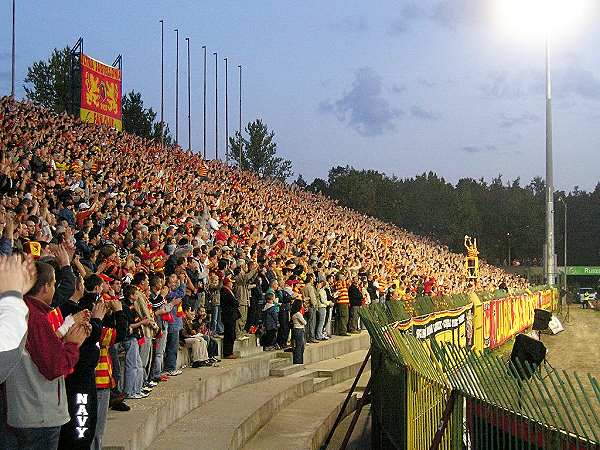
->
xmin=543 ymin=306 xmax=600 ymax=379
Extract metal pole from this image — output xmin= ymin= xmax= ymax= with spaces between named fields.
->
xmin=186 ymin=37 xmax=191 ymax=152
xmin=202 ymin=45 xmax=207 ymax=159
xmin=563 ymin=198 xmax=567 ymax=305
xmin=545 ymin=34 xmax=555 ymax=286
xmin=175 ymin=28 xmax=179 ymax=145
xmin=238 ymin=64 xmax=242 ymax=168
xmin=507 ymin=233 xmax=511 ymax=267
xmin=214 ymin=52 xmax=218 ymax=160
xmin=11 ymin=0 xmax=15 ymax=97
xmin=160 ymin=20 xmax=164 ymax=146
xmin=224 ymin=57 xmax=228 ymax=165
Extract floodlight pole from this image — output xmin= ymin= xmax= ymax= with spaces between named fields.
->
xmin=559 ymin=197 xmax=567 ymax=304
xmin=224 ymin=57 xmax=229 ymax=165
xmin=186 ymin=37 xmax=191 ymax=152
xmin=214 ymin=52 xmax=218 ymax=160
xmin=11 ymin=0 xmax=15 ymax=97
xmin=159 ymin=20 xmax=164 ymax=146
xmin=544 ymin=34 xmax=556 ymax=286
xmin=202 ymin=45 xmax=207 ymax=159
xmin=175 ymin=28 xmax=179 ymax=145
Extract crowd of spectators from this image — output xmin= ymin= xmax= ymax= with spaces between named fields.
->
xmin=0 ymin=96 xmax=527 ymax=450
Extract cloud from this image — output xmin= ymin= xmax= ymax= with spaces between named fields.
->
xmin=332 ymin=16 xmax=369 ymax=33
xmin=410 ymin=105 xmax=440 ymax=121
xmin=391 ymin=83 xmax=405 ymax=94
xmin=389 ymin=3 xmax=425 ymax=34
xmin=319 ymin=67 xmax=403 ymax=137
xmin=390 ymin=1 xmax=484 ymax=33
xmin=559 ymin=63 xmax=600 ymax=100
xmin=460 ymin=145 xmax=497 ymax=154
xmin=499 ymin=112 xmax=540 ymax=128
xmin=480 ymin=71 xmax=529 ymax=99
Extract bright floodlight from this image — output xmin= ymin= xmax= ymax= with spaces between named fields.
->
xmin=494 ymin=0 xmax=590 ymax=41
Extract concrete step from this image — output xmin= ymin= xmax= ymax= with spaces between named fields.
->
xmin=101 ymin=332 xmax=370 ymax=450
xmin=212 ymin=334 xmax=264 ymax=358
xmin=242 ymin=372 xmax=371 ymax=450
xmin=269 ymin=356 xmax=293 ymax=370
xmin=292 ymin=350 xmax=369 ymax=385
xmin=149 ymin=376 xmax=315 ymax=450
xmin=270 ymin=363 xmax=306 ymax=377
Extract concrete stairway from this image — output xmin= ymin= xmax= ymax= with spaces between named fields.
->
xmin=102 ymin=332 xmax=370 ymax=450
xmin=242 ymin=370 xmax=372 ymax=450
xmin=148 ymin=350 xmax=369 ymax=450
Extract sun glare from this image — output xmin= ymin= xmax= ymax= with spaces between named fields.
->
xmin=494 ymin=0 xmax=591 ymax=41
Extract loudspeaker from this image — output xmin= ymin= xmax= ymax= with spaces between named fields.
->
xmin=548 ymin=315 xmax=564 ymax=335
xmin=532 ymin=309 xmax=552 ymax=331
xmin=510 ymin=334 xmax=547 ymax=379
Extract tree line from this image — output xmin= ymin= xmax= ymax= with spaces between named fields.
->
xmin=305 ymin=167 xmax=600 ymax=267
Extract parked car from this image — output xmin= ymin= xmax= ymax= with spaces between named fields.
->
xmin=575 ymin=287 xmax=597 ymax=304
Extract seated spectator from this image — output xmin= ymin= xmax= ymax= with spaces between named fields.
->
xmin=180 ymin=306 xmax=213 ymax=367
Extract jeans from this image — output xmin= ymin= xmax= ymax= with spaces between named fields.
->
xmin=12 ymin=426 xmax=61 ymax=450
xmin=92 ymin=388 xmax=110 ymax=450
xmin=316 ymin=307 xmax=326 ymax=339
xmin=292 ymin=328 xmax=305 ymax=364
xmin=306 ymin=307 xmax=316 ymax=341
xmin=150 ymin=326 xmax=168 ymax=380
xmin=164 ymin=330 xmax=180 ymax=372
xmin=109 ymin=342 xmax=122 ymax=391
xmin=211 ymin=304 xmax=224 ymax=334
xmin=139 ymin=337 xmax=152 ymax=383
xmin=123 ymin=337 xmax=144 ymax=396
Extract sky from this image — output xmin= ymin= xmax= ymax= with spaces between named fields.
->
xmin=2 ymin=0 xmax=600 ymax=191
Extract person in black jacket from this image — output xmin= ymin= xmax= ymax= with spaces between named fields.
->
xmin=274 ymin=280 xmax=292 ymax=349
xmin=220 ymin=276 xmax=240 ymax=359
xmin=348 ymin=278 xmax=363 ymax=334
xmin=58 ymin=274 xmax=107 ymax=449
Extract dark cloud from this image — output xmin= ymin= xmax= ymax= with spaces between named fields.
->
xmin=390 ymin=1 xmax=484 ymax=33
xmin=389 ymin=3 xmax=425 ymax=34
xmin=410 ymin=105 xmax=440 ymax=121
xmin=460 ymin=145 xmax=497 ymax=154
xmin=559 ymin=63 xmax=600 ymax=100
xmin=500 ymin=112 xmax=540 ymax=128
xmin=332 ymin=16 xmax=369 ymax=33
xmin=319 ymin=67 xmax=403 ymax=137
xmin=480 ymin=71 xmax=528 ymax=99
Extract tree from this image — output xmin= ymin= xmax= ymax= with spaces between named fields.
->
xmin=122 ymin=91 xmax=155 ymax=138
xmin=294 ymin=174 xmax=307 ymax=188
xmin=229 ymin=119 xmax=292 ymax=181
xmin=24 ymin=47 xmax=75 ymax=114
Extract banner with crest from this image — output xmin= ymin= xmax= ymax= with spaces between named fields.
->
xmin=80 ymin=53 xmax=122 ymax=130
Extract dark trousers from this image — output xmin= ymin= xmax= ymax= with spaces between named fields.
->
xmin=12 ymin=426 xmax=61 ymax=450
xmin=306 ymin=307 xmax=317 ymax=341
xmin=164 ymin=330 xmax=179 ymax=372
xmin=336 ymin=304 xmax=349 ymax=335
xmin=58 ymin=375 xmax=98 ymax=449
xmin=222 ymin=317 xmax=236 ymax=357
xmin=263 ymin=329 xmax=277 ymax=349
xmin=277 ymin=310 xmax=290 ymax=347
xmin=349 ymin=305 xmax=361 ymax=332
xmin=292 ymin=328 xmax=305 ymax=364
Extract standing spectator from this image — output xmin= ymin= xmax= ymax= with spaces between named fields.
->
xmin=234 ymin=259 xmax=257 ymax=336
xmin=5 ymin=261 xmax=89 ymax=450
xmin=220 ymin=277 xmax=240 ymax=359
xmin=261 ymin=291 xmax=279 ymax=350
xmin=274 ymin=279 xmax=291 ymax=349
xmin=207 ymin=272 xmax=223 ymax=335
xmin=316 ymin=279 xmax=330 ymax=340
xmin=290 ymin=299 xmax=306 ymax=364
xmin=334 ymin=273 xmax=350 ymax=336
xmin=121 ymin=285 xmax=148 ymax=400
xmin=163 ymin=273 xmax=185 ymax=376
xmin=131 ymin=272 xmax=159 ymax=383
xmin=149 ymin=273 xmax=171 ymax=383
xmin=348 ymin=277 xmax=363 ymax=333
xmin=0 ymin=254 xmax=36 ymax=383
xmin=303 ymin=273 xmax=319 ymax=343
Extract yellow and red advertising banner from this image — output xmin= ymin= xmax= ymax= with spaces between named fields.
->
xmin=80 ymin=53 xmax=122 ymax=130
xmin=392 ymin=304 xmax=472 ymax=349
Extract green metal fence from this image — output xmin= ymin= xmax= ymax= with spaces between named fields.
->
xmin=360 ymin=302 xmax=600 ymax=449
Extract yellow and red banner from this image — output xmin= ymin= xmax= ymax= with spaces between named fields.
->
xmin=80 ymin=53 xmax=122 ymax=130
